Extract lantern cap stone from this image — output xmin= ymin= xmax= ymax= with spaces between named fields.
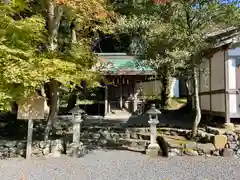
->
xmin=69 ymin=104 xmax=85 ymax=114
xmin=146 ymin=104 xmax=161 ymax=115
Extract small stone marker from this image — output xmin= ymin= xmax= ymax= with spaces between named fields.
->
xmin=17 ymin=93 xmax=44 ymax=159
xmin=214 ymin=135 xmax=227 ymax=149
xmin=222 ymin=149 xmax=234 ymax=157
xmin=222 ymin=143 xmax=234 ymax=157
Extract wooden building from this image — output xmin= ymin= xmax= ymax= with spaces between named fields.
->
xmin=96 ymin=53 xmax=156 ymax=116
xmin=198 ymin=28 xmax=240 ymax=125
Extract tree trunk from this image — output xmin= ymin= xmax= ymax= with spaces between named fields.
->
xmin=11 ymin=102 xmax=18 ymax=115
xmin=40 ymin=85 xmax=50 ymax=118
xmin=44 ymin=0 xmax=63 ymax=141
xmin=59 ymin=25 xmax=78 ymax=113
xmin=71 ymin=26 xmax=77 ymax=44
xmin=44 ymin=79 xmax=59 ymax=141
xmin=185 ymin=77 xmax=193 ymax=102
xmin=185 ymin=79 xmax=190 ymax=97
xmin=47 ymin=0 xmax=63 ymax=51
xmin=66 ymin=89 xmax=77 ymax=112
xmin=192 ymin=66 xmax=201 ymax=137
xmin=161 ymin=69 xmax=171 ymax=108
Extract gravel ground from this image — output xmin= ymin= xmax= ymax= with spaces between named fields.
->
xmin=0 ymin=150 xmax=240 ymax=180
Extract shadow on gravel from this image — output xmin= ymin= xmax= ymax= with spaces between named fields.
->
xmin=125 ymin=104 xmax=194 ymax=129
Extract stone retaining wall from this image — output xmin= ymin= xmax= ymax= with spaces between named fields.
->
xmin=124 ymin=127 xmax=240 ymax=157
xmin=0 ymin=140 xmax=26 ymax=159
xmin=52 ymin=123 xmax=240 ymax=158
xmin=1 ymin=120 xmax=240 ymax=159
xmin=0 ymin=139 xmax=86 ymax=159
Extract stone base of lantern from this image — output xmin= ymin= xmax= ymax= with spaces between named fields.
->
xmin=52 ymin=150 xmax=61 ymax=158
xmin=66 ymin=142 xmax=85 ymax=158
xmin=51 ymin=139 xmax=63 ymax=158
xmin=146 ymin=143 xmax=160 ymax=158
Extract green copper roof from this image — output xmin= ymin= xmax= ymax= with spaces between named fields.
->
xmin=96 ymin=53 xmax=155 ymax=75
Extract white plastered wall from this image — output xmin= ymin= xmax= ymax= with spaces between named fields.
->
xmin=210 ymin=51 xmax=225 ymax=113
xmin=199 ymin=58 xmax=210 ymax=110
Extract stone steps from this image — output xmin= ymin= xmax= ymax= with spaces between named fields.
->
xmin=104 ymin=109 xmax=132 ymax=120
xmin=120 ymin=130 xmax=216 ymax=156
xmin=120 ymin=138 xmax=148 ymax=152
xmin=121 ymin=146 xmax=145 ymax=152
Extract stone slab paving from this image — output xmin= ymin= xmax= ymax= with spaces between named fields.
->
xmin=0 ymin=150 xmax=240 ymax=180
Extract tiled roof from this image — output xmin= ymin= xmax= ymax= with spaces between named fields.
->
xmin=96 ymin=53 xmax=156 ymax=75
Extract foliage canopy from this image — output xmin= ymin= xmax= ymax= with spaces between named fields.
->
xmin=0 ymin=0 xmax=115 ymax=110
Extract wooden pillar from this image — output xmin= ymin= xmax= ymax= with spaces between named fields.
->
xmin=26 ymin=119 xmax=33 ymax=159
xmin=199 ymin=64 xmax=201 ymax=111
xmin=105 ymin=85 xmax=108 ymax=116
xmin=224 ymin=49 xmax=231 ymax=124
xmin=209 ymin=56 xmax=212 ymax=120
xmin=120 ymin=83 xmax=123 ymax=109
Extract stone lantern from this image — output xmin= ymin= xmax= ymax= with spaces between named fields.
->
xmin=146 ymin=104 xmax=161 ymax=158
xmin=69 ymin=105 xmax=85 ymax=144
